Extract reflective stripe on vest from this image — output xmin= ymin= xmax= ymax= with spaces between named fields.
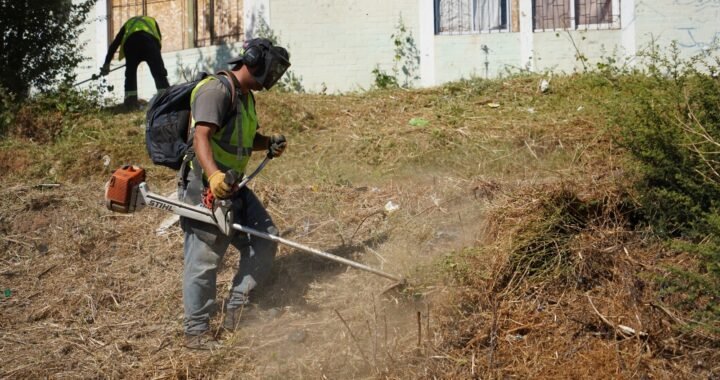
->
xmin=190 ymin=77 xmax=257 ymax=175
xmin=119 ymin=16 xmax=161 ymax=60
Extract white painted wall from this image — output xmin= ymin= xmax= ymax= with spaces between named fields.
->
xmin=265 ymin=0 xmax=420 ymax=93
xmin=434 ymin=33 xmax=522 ymax=82
xmin=532 ymin=30 xmax=623 ymax=73
xmin=635 ymin=0 xmax=720 ymax=57
xmin=429 ymin=0 xmax=718 ymax=81
xmin=75 ymin=0 xmax=720 ymax=101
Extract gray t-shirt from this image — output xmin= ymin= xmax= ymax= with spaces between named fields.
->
xmin=191 ymin=78 xmax=233 ymax=128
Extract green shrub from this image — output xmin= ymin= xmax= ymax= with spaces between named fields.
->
xmin=609 ymin=42 xmax=720 ymax=325
xmin=0 ymin=87 xmax=16 ymax=136
xmin=1 ymin=85 xmax=104 ymax=141
xmin=371 ymin=65 xmax=399 ymax=89
xmin=0 ymin=0 xmax=96 ymax=99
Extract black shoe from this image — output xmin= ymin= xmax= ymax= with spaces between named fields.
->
xmin=184 ymin=331 xmax=222 ymax=350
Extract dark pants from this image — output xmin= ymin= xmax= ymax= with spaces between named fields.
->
xmin=123 ymin=32 xmax=169 ymax=105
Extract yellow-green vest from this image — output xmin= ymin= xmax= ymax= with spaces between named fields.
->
xmin=119 ymin=16 xmax=161 ymax=60
xmin=190 ymin=77 xmax=257 ymax=175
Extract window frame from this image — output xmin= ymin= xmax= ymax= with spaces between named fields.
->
xmin=434 ymin=0 xmax=513 ymax=35
xmin=532 ymin=0 xmax=620 ymax=32
xmin=108 ymin=0 xmax=243 ymax=51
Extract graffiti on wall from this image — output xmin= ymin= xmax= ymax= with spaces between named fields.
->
xmin=673 ymin=0 xmax=720 ymax=9
xmin=677 ymin=27 xmax=720 ymax=53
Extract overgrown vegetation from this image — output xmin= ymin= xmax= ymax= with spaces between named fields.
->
xmin=497 ymin=189 xmax=637 ymax=293
xmin=3 ymin=38 xmax=720 ymax=377
xmin=605 ymin=43 xmax=720 ymax=327
xmin=0 ymin=0 xmax=96 ymax=98
xmin=0 ymin=85 xmax=107 ymax=141
xmin=0 ymin=0 xmax=98 ymax=136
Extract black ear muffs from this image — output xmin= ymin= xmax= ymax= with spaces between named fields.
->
xmin=243 ymin=40 xmax=272 ymax=68
xmin=243 ymin=45 xmax=263 ymax=67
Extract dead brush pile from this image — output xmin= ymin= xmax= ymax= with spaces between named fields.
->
xmin=422 ymin=181 xmax=720 ymax=379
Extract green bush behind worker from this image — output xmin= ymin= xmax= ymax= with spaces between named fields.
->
xmin=101 ymin=15 xmax=169 ymax=107
xmin=179 ymin=38 xmax=291 ymax=350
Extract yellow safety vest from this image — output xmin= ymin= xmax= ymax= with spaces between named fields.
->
xmin=119 ymin=16 xmax=161 ymax=60
xmin=190 ymin=77 xmax=258 ymax=175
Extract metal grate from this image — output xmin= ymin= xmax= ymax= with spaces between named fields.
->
xmin=533 ymin=0 xmax=619 ymax=31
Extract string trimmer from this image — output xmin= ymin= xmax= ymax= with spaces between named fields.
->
xmin=74 ymin=64 xmax=126 ymax=87
xmin=104 ymin=154 xmax=406 ymax=290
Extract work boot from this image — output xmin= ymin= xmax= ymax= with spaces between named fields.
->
xmin=223 ymin=304 xmax=260 ymax=331
xmin=223 ymin=306 xmax=245 ymax=331
xmin=123 ymin=95 xmax=138 ymax=109
xmin=184 ymin=331 xmax=222 ymax=350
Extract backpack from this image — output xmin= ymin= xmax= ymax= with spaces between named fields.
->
xmin=145 ymin=70 xmax=237 ymax=170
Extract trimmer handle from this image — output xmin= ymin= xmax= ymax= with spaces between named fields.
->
xmin=225 ymin=170 xmax=241 ymax=187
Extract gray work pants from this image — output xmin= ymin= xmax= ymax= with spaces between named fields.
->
xmin=179 ymin=166 xmax=278 ymax=335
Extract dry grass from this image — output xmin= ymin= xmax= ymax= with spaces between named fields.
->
xmin=411 ymin=180 xmax=720 ymax=379
xmin=2 ymin=74 xmax=715 ymax=378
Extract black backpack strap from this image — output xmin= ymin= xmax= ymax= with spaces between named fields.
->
xmin=177 ymin=149 xmax=195 ymax=190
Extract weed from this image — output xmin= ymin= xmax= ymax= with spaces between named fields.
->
xmin=371 ymin=66 xmax=399 ymax=89
xmin=371 ymin=16 xmax=420 ymax=89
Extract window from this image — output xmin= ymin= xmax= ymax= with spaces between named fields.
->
xmin=533 ymin=0 xmax=620 ymax=31
xmin=435 ymin=0 xmax=511 ymax=34
xmin=109 ymin=0 xmax=243 ymax=51
xmin=193 ymin=0 xmax=243 ymax=47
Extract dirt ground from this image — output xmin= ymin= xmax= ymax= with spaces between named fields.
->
xmin=0 ymin=166 xmax=489 ymax=378
xmin=2 ymin=77 xmax=719 ymax=379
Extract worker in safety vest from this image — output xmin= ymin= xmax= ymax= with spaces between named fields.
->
xmin=179 ymin=38 xmax=291 ymax=350
xmin=101 ymin=16 xmax=169 ymax=107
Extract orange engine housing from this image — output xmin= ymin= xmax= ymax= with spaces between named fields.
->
xmin=105 ymin=165 xmax=146 ymax=213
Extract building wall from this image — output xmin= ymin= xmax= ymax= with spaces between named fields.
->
xmin=430 ymin=0 xmax=718 ymax=81
xmin=635 ymin=0 xmax=720 ymax=57
xmin=75 ymin=0 xmax=250 ymax=103
xmin=434 ymin=33 xmax=522 ymax=82
xmin=532 ymin=30 xmax=624 ymax=73
xmin=267 ymin=0 xmax=420 ymax=93
xmin=75 ymin=0 xmax=720 ymax=102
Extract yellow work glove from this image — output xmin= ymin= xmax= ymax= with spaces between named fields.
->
xmin=208 ymin=171 xmax=232 ymax=199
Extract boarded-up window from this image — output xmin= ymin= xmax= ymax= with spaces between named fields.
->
xmin=533 ymin=0 xmax=619 ymax=31
xmin=435 ymin=0 xmax=511 ymax=34
xmin=111 ymin=0 xmax=185 ymax=52
xmin=109 ymin=0 xmax=243 ymax=51
xmin=194 ymin=0 xmax=243 ymax=47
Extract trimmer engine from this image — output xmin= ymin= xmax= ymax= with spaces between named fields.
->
xmin=105 ymin=165 xmax=146 ymax=213
xmin=103 ymin=164 xmax=235 ymax=235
